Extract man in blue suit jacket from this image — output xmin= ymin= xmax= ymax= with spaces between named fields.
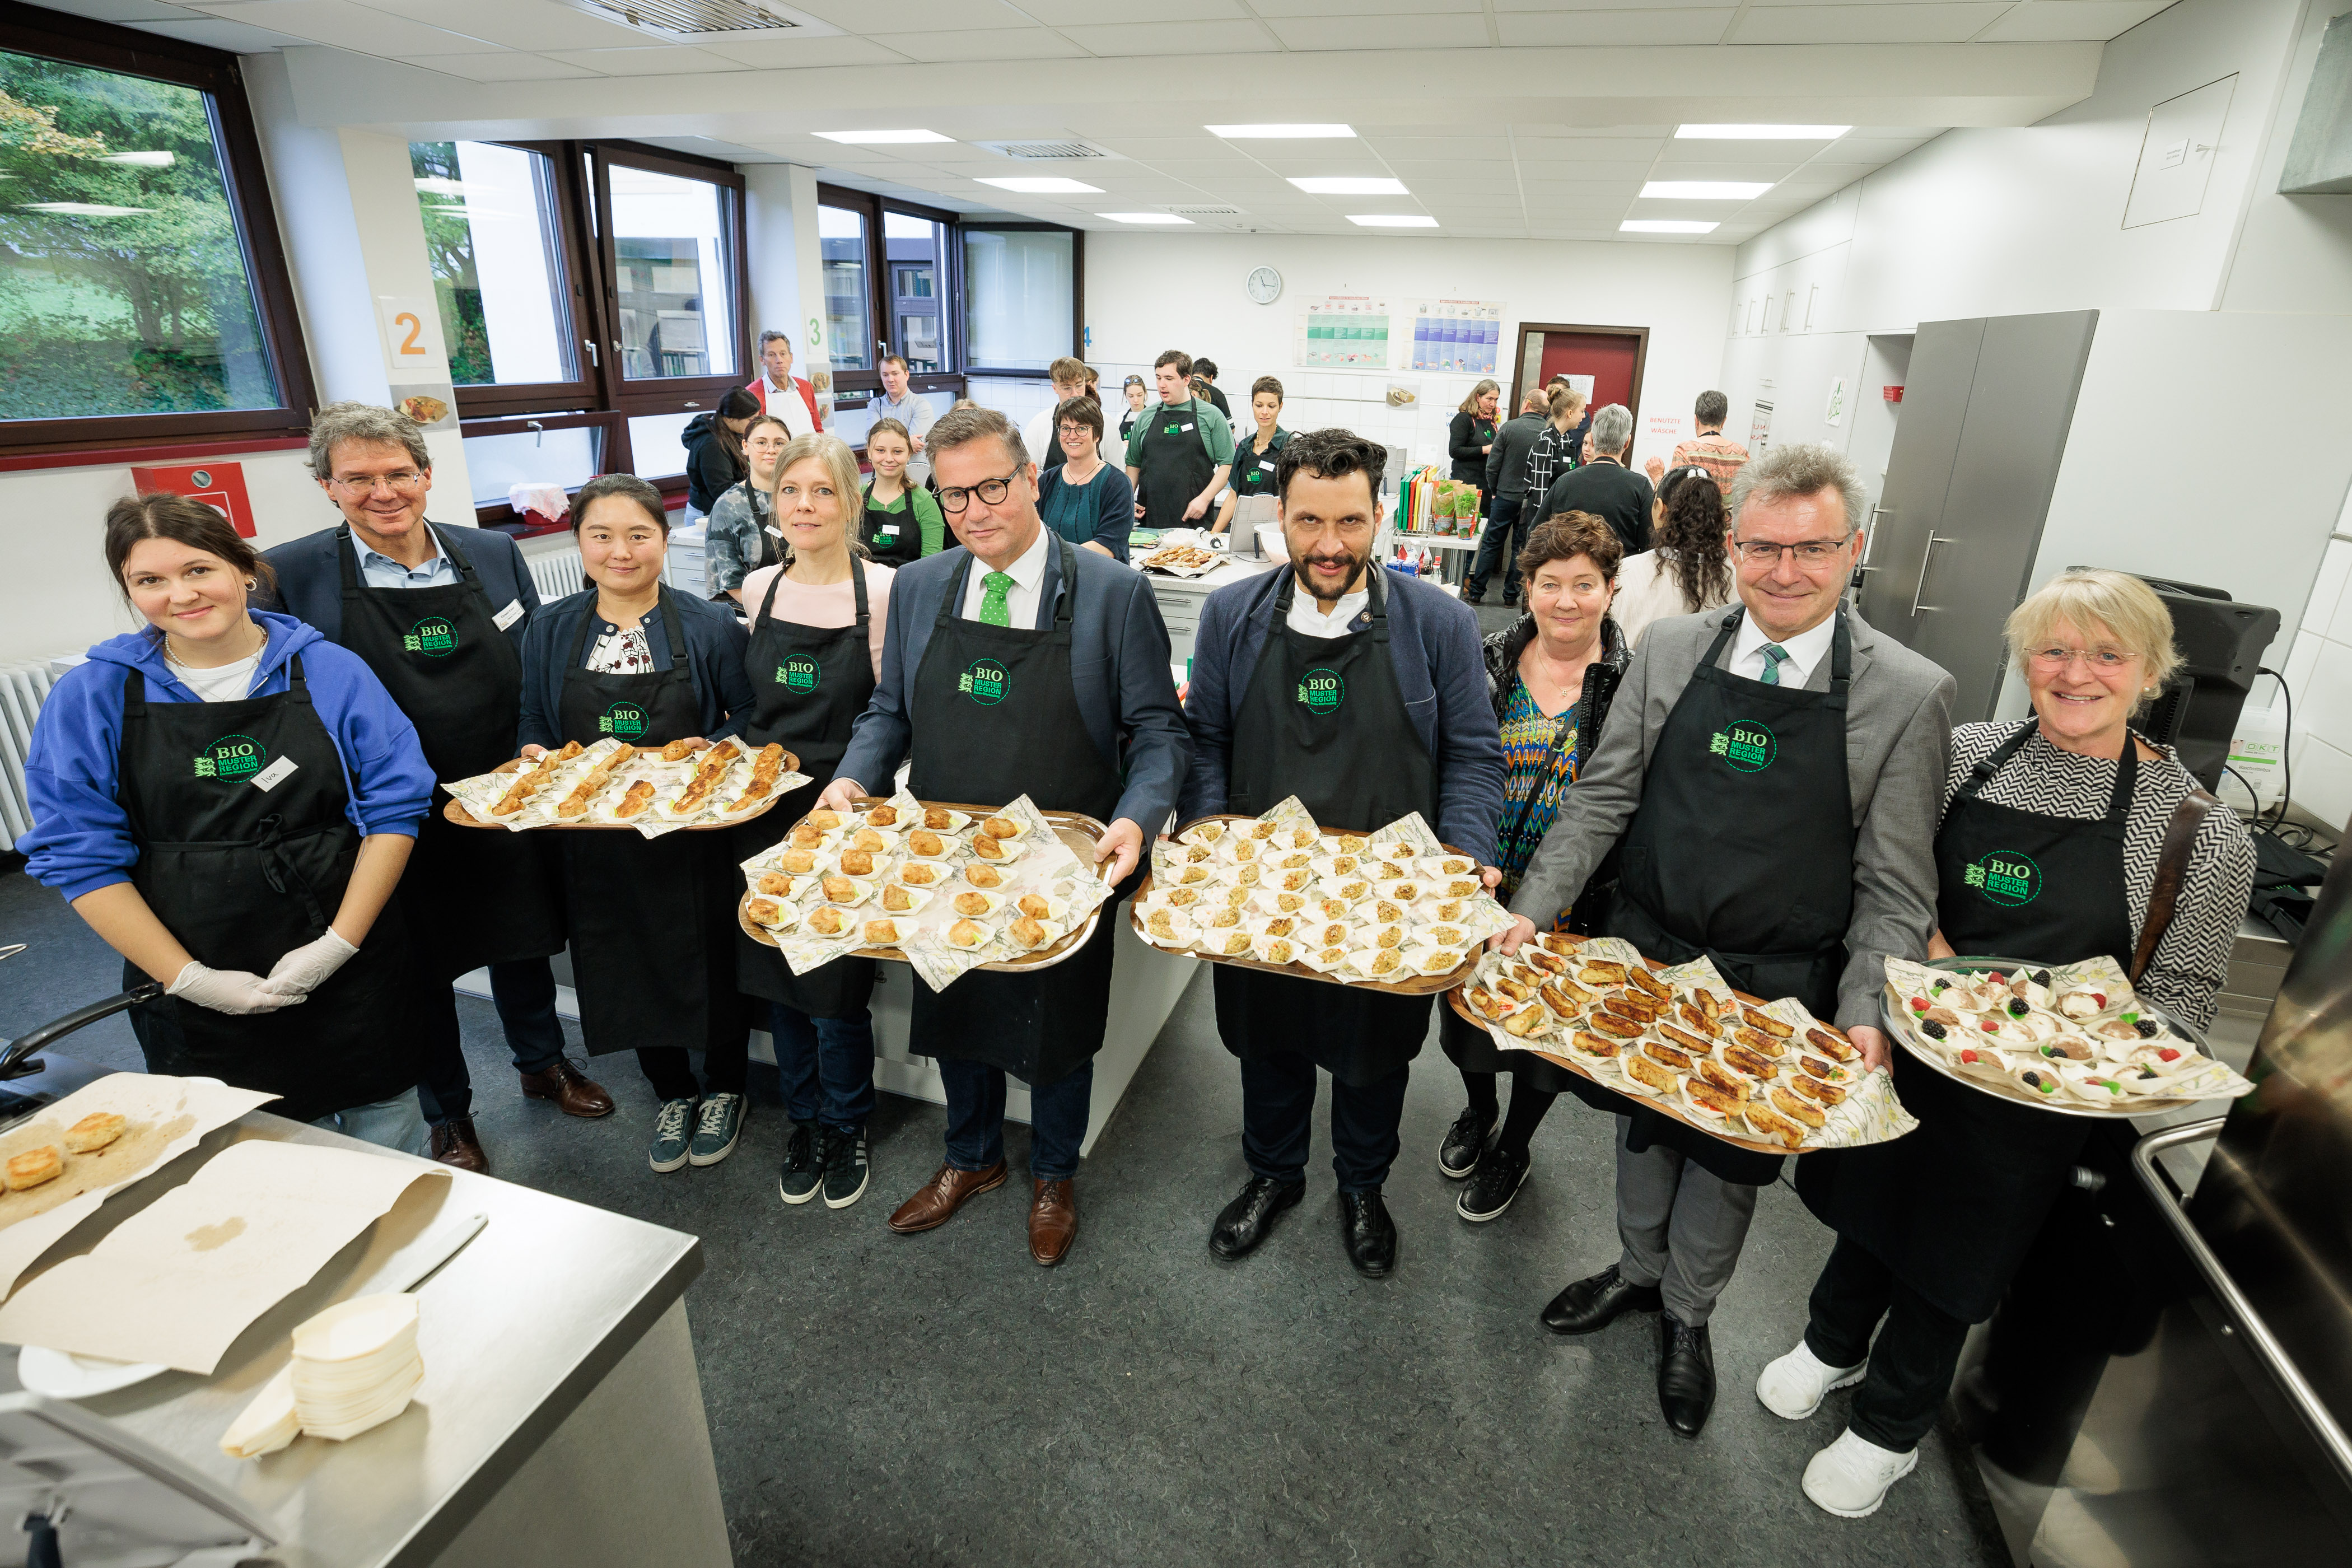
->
xmin=820 ymin=404 xmax=1190 ymax=1267
xmin=261 ymin=402 xmax=613 ymax=1174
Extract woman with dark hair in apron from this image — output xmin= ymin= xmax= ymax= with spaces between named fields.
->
xmin=516 ymin=475 xmax=756 ymax=1176
xmin=734 ymin=433 xmax=897 ymax=1212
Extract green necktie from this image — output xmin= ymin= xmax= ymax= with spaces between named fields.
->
xmin=1759 ymin=643 xmax=1790 ymax=686
xmin=978 ymin=571 xmax=1015 ymax=628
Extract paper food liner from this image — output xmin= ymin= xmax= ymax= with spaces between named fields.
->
xmin=1884 ymin=955 xmax=2253 ymax=1108
xmin=445 ymin=739 xmax=806 ymax=837
xmin=1469 ymin=945 xmax=1915 ymax=1152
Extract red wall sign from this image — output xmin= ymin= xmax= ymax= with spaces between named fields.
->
xmin=129 ymin=460 xmax=257 ymax=538
xmin=1882 ymin=385 xmax=1906 ymax=403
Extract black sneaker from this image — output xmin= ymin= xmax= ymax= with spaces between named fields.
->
xmin=821 ymin=1124 xmax=870 ymax=1210
xmin=1437 ymin=1105 xmax=1494 ymax=1179
xmin=777 ymin=1120 xmax=822 ymax=1205
xmin=1457 ymin=1144 xmax=1532 ymax=1222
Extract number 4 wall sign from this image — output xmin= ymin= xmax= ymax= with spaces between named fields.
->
xmin=374 ymin=295 xmax=460 ymax=432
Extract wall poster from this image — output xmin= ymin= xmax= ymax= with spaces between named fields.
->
xmin=1408 ymin=299 xmax=1503 ymax=375
xmin=1294 ymin=296 xmax=1392 ymax=368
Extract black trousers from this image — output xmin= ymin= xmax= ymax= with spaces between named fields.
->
xmin=415 ymin=958 xmax=568 ymax=1122
xmin=1804 ymin=1235 xmax=1971 ymax=1452
xmin=1241 ymin=1055 xmax=1410 ymax=1192
xmin=638 ymin=1036 xmax=749 ymax=1102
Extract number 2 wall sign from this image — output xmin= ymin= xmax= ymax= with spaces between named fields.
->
xmin=375 ymin=295 xmax=460 ymax=432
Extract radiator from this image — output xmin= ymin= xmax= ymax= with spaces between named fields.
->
xmin=520 ymin=545 xmax=684 ymax=605
xmin=0 ymin=660 xmax=63 ymax=853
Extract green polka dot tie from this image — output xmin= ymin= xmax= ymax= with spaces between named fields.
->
xmin=979 ymin=571 xmax=1014 ymax=628
xmin=1759 ymin=643 xmax=1790 ymax=686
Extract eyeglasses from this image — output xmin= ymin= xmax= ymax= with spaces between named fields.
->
xmin=2028 ymin=646 xmax=2137 ymax=672
xmin=1730 ymin=535 xmax=1850 ymax=567
xmin=937 ymin=474 xmax=1018 ymax=514
xmin=1058 ymin=424 xmax=1093 ymax=438
xmin=329 ymin=472 xmax=426 ymax=496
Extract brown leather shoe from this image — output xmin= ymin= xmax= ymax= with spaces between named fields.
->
xmin=430 ymin=1114 xmax=489 ymax=1173
xmin=886 ymin=1163 xmax=1007 ymax=1234
xmin=1029 ymin=1178 xmax=1078 ymax=1267
xmin=519 ymin=1057 xmax=615 ymax=1119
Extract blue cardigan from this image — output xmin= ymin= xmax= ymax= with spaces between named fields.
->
xmin=516 ymin=589 xmax=754 ymax=751
xmin=1036 ymin=463 xmax=1137 ymax=562
xmin=22 ymin=611 xmax=436 ymax=900
xmin=258 ymin=520 xmax=540 ymax=648
xmin=1178 ymin=566 xmax=1506 ymax=855
xmin=835 ymin=536 xmax=1191 ymax=834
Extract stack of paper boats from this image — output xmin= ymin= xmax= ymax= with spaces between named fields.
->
xmin=221 ymin=1294 xmax=423 ymax=1458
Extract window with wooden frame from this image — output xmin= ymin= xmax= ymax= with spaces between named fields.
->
xmin=959 ymin=220 xmax=1082 ymax=377
xmin=0 ymin=8 xmax=316 ymax=458
xmin=814 ymin=184 xmax=966 ymax=450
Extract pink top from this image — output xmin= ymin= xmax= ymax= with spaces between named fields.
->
xmin=739 ymin=559 xmax=896 ymax=680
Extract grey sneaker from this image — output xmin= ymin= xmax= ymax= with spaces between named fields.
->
xmin=688 ymin=1092 xmax=745 ymax=1167
xmin=648 ymin=1098 xmax=696 ymax=1173
xmin=777 ymin=1121 xmax=822 ymax=1205
xmin=821 ymin=1124 xmax=870 ymax=1210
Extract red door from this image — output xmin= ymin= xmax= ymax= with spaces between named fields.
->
xmin=1537 ymin=332 xmax=1640 ymax=417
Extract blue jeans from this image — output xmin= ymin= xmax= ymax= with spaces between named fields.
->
xmin=769 ymin=1002 xmax=876 ymax=1131
xmin=417 ymin=958 xmax=567 ymax=1123
xmin=1241 ymin=1056 xmax=1410 ymax=1193
xmin=940 ymin=1057 xmax=1094 ymax=1181
xmin=1466 ymin=492 xmax=1528 ymax=600
xmin=313 ymin=1088 xmax=431 ymax=1156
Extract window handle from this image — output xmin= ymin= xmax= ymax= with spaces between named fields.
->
xmin=528 ymin=420 xmax=544 ymax=448
xmin=584 ymin=338 xmax=598 ymax=368
xmin=682 ymin=402 xmax=701 ymax=409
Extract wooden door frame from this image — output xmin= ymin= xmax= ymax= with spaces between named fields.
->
xmin=1509 ymin=323 xmax=1650 ymax=431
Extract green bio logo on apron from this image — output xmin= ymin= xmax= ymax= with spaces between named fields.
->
xmin=193 ymin=733 xmax=265 ymax=780
xmin=958 ymin=658 xmax=1009 ymax=706
xmin=777 ymin=655 xmax=823 ymax=694
xmin=1709 ymin=720 xmax=1777 ymax=772
xmin=403 ymin=615 xmax=457 ymax=657
xmin=1296 ymin=667 xmax=1345 ymax=713
xmin=600 ymin=701 xmax=648 ymax=738
xmin=1964 ymin=850 xmax=2042 ymax=907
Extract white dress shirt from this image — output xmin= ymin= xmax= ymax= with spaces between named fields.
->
xmin=1728 ymin=605 xmax=1838 ymax=687
xmin=1286 ymin=580 xmax=1370 ymax=640
xmin=349 ymin=528 xmax=457 ymax=589
xmin=958 ymin=522 xmax=1053 ymax=629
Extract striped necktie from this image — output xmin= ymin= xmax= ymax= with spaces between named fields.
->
xmin=1759 ymin=643 xmax=1791 ymax=686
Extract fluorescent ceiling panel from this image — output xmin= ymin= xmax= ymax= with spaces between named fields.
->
xmin=977 ymin=176 xmax=1103 ymax=193
xmin=1676 ymin=124 xmax=1850 ymax=140
xmin=1207 ymin=124 xmax=1356 ymax=138
xmin=814 ymin=129 xmax=954 ymax=144
xmin=1348 ymin=214 xmax=1438 ymax=227
xmin=1098 ymin=212 xmax=1192 ymax=223
xmin=1290 ymin=176 xmax=1407 ymax=194
xmin=1621 ymin=220 xmax=1719 ymax=234
xmin=1641 ymin=181 xmax=1773 ymax=199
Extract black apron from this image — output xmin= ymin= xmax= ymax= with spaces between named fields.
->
xmin=1798 ymin=720 xmax=2138 ymax=1321
xmin=1136 ymin=401 xmax=1215 ymax=534
xmin=906 ymin=535 xmax=1126 ymax=1086
xmin=556 ymin=589 xmax=744 ymax=1057
xmin=1576 ymin=607 xmax=1859 ymax=1186
xmin=1216 ymin=569 xmax=1441 ymax=1086
xmin=860 ymin=485 xmax=923 ymax=569
xmin=731 ymin=559 xmax=879 ymax=1020
xmin=333 ymin=525 xmax=564 ymax=978
xmin=1228 ymin=432 xmax=1286 ymax=502
xmin=118 ymin=652 xmax=420 ymax=1122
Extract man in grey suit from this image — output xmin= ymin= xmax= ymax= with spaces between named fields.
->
xmin=1497 ymin=442 xmax=1954 ymax=1438
xmin=819 ymin=405 xmax=1190 ymax=1268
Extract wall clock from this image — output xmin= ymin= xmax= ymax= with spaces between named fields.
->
xmin=1246 ymin=266 xmax=1283 ymax=305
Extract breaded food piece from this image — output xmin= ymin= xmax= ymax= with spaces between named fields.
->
xmin=1805 ymin=1025 xmax=1858 ymax=1062
xmin=614 ymin=781 xmax=657 ymax=819
xmin=1789 ymin=1074 xmax=1846 ymax=1107
xmin=1626 ymin=967 xmax=1669 ymax=1000
xmin=1572 ymin=1030 xmax=1621 ymax=1058
xmin=756 ymin=872 xmax=796 ymax=897
xmin=838 ymin=849 xmax=876 ymax=876
xmin=908 ymin=829 xmax=946 ymax=857
xmin=63 ymin=1112 xmax=126 ymax=1154
xmin=1009 ymin=914 xmax=1049 ymax=948
xmin=1770 ymin=1085 xmax=1827 ymax=1129
xmin=953 ymin=892 xmax=993 ymax=917
xmin=882 ymin=884 xmax=917 ymax=912
xmin=1732 ymin=1025 xmax=1787 ymax=1058
xmin=949 ymin=918 xmax=988 ymax=948
xmin=924 ymin=808 xmax=955 ymax=830
xmin=1641 ymin=1039 xmax=1693 ymax=1072
xmin=981 ymin=815 xmax=1020 ymax=839
xmin=820 ymin=874 xmax=855 ymax=903
xmin=790 ymin=822 xmax=827 ymax=848
xmin=661 ymin=739 xmax=696 ymax=762
xmin=972 ymin=833 xmax=1007 ymax=860
xmin=1656 ymin=1022 xmax=1715 ymax=1056
xmin=965 ymin=864 xmax=1003 ymax=889
xmin=1723 ymin=1043 xmax=1779 ymax=1080
xmin=1694 ymin=1058 xmax=1750 ymax=1099
xmin=900 ymin=864 xmax=939 ymax=886
xmin=5 ymin=1146 xmax=62 ymax=1190
xmin=862 ymin=919 xmax=901 ymax=947
xmin=1625 ymin=1055 xmax=1679 ymax=1094
xmin=808 ymin=907 xmax=848 ymax=937
xmin=1503 ymin=1006 xmax=1548 ymax=1038
xmin=1589 ymin=1012 xmax=1644 ymax=1040
xmin=1740 ymin=1005 xmax=1794 ymax=1039
xmin=1579 ymin=962 xmax=1627 ymax=986
xmin=1743 ymin=1104 xmax=1805 ymax=1150
xmin=1687 ymin=1080 xmax=1747 ymax=1119
xmin=780 ymin=847 xmax=818 ymax=874
xmin=866 ymin=804 xmax=898 ymax=828
xmin=851 ymin=828 xmax=888 ymax=853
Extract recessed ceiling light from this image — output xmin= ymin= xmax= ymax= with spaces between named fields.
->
xmin=1349 ymin=214 xmax=1438 ymax=228
xmin=1098 ymin=212 xmax=1192 ymax=224
xmin=1208 ymin=124 xmax=1356 ymax=139
xmin=1291 ymin=176 xmax=1407 ymax=195
xmin=1676 ymin=124 xmax=1849 ymax=140
xmin=1640 ymin=181 xmax=1773 ymax=200
xmin=977 ymin=177 xmax=1103 ymax=193
xmin=1621 ymin=220 xmax=1719 ymax=234
xmin=814 ymin=129 xmax=954 ymax=144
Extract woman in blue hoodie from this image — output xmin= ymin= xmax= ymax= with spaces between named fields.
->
xmin=22 ymin=493 xmax=438 ymax=1150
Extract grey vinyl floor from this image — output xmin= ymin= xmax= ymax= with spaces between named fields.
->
xmin=0 ymin=861 xmax=2009 ymax=1568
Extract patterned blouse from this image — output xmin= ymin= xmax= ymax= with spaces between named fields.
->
xmin=1496 ymin=675 xmax=1579 ymax=905
xmin=1944 ymin=722 xmax=2255 ymax=1032
xmin=587 ymin=626 xmax=656 ymax=675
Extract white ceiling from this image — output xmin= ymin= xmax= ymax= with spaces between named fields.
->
xmin=27 ymin=0 xmax=2178 ymax=241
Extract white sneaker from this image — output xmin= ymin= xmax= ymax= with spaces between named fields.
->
xmin=1802 ymin=1428 xmax=1920 ymax=1518
xmin=1756 ymin=1340 xmax=1866 ymax=1420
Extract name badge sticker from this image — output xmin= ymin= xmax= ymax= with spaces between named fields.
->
xmin=493 ymin=599 xmax=525 ymax=631
xmin=1180 ymin=423 xmax=1195 ymax=432
xmin=1258 ymin=458 xmax=1276 ymax=470
xmin=249 ymin=755 xmax=299 ymax=792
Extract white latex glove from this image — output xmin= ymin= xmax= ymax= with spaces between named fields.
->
xmin=255 ymin=928 xmax=360 ymax=998
xmin=169 ymin=961 xmax=305 ymax=1016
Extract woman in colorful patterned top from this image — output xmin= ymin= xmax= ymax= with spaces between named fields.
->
xmin=1436 ymin=511 xmax=1630 ymax=1222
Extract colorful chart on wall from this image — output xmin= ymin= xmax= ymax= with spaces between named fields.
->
xmin=1408 ymin=300 xmax=1504 ymax=375
xmin=1295 ymin=296 xmax=1392 ymax=368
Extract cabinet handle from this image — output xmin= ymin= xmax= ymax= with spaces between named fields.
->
xmin=1910 ymin=531 xmax=1951 ymax=617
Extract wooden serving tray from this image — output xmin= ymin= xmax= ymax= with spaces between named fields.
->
xmin=445 ymin=748 xmax=796 ymax=832
xmin=740 ymin=799 xmax=1109 ymax=974
xmin=1126 ymin=813 xmax=1486 ymax=997
xmin=1445 ymin=952 xmax=1810 ymax=1158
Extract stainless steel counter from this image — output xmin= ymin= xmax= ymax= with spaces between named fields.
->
xmin=0 ymin=1054 xmax=722 ymax=1568
xmin=1138 ymin=556 xmax=1276 ymax=664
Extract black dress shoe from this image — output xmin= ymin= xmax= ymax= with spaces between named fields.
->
xmin=1658 ymin=1315 xmax=1716 ymax=1438
xmin=1437 ymin=1104 xmax=1494 ymax=1180
xmin=1209 ymin=1175 xmax=1305 ymax=1260
xmin=1339 ymin=1188 xmax=1397 ymax=1277
xmin=1540 ymin=1262 xmax=1663 ymax=1334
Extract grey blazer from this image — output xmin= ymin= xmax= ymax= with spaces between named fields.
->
xmin=1508 ymin=602 xmax=1957 ymax=1032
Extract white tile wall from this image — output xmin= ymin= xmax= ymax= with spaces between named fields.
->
xmin=2276 ymin=521 xmax=2352 ymax=836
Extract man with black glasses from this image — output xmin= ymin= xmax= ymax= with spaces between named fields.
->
xmin=1494 ymin=442 xmax=1952 ymax=1440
